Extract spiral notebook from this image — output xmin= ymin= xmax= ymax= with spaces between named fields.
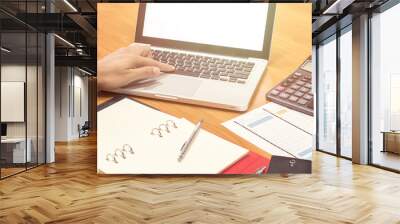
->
xmin=97 ymin=97 xmax=260 ymax=174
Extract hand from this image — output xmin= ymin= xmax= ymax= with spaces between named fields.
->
xmin=98 ymin=43 xmax=175 ymax=91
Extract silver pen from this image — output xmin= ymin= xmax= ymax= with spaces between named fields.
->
xmin=177 ymin=120 xmax=203 ymax=162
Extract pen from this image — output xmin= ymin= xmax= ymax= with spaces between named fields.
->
xmin=177 ymin=120 xmax=203 ymax=162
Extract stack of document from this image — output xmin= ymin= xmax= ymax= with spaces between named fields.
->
xmin=223 ymin=102 xmax=314 ymax=160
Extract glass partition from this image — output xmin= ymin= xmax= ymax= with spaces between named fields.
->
xmin=317 ymin=35 xmax=337 ymax=155
xmin=1 ymin=30 xmax=28 ymax=177
xmin=0 ymin=1 xmax=46 ymax=179
xmin=339 ymin=26 xmax=352 ymax=158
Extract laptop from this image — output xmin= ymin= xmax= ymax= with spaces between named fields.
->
xmin=113 ymin=3 xmax=276 ymax=111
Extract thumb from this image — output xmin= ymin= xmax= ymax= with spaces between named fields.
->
xmin=126 ymin=66 xmax=161 ymax=82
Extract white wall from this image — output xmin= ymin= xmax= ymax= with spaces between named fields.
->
xmin=1 ymin=65 xmax=36 ymax=138
xmin=74 ymin=74 xmax=89 ymax=136
xmin=55 ymin=67 xmax=70 ymax=141
xmin=54 ymin=67 xmax=89 ymax=141
xmin=1 ymin=63 xmax=46 ymax=164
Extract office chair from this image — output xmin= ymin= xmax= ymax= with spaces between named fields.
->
xmin=79 ymin=121 xmax=90 ymax=138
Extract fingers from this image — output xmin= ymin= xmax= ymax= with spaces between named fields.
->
xmin=127 ymin=43 xmax=152 ymax=57
xmin=98 ymin=66 xmax=161 ymax=91
xmin=125 ymin=66 xmax=161 ymax=81
xmin=134 ymin=56 xmax=175 ymax=72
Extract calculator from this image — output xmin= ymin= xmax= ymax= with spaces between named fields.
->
xmin=266 ymin=57 xmax=313 ymax=116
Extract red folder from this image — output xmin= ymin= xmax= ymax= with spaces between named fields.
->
xmin=222 ymin=152 xmax=270 ymax=174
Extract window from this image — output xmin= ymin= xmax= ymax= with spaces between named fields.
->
xmin=339 ymin=26 xmax=352 ymax=158
xmin=370 ymin=2 xmax=400 ymax=171
xmin=316 ymin=24 xmax=353 ymax=159
xmin=317 ymin=35 xmax=337 ymax=155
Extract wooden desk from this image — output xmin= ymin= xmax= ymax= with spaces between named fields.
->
xmin=381 ymin=131 xmax=400 ymax=154
xmin=97 ymin=3 xmax=311 ymax=158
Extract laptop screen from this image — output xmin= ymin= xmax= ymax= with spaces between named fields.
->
xmin=142 ymin=3 xmax=269 ymax=51
xmin=136 ymin=3 xmax=275 ymax=58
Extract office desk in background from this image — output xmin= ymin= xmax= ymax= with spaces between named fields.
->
xmin=381 ymin=131 xmax=400 ymax=154
xmin=1 ymin=138 xmax=32 ymax=164
xmin=97 ymin=3 xmax=312 ymax=158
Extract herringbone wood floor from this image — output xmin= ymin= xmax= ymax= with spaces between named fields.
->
xmin=0 ymin=134 xmax=399 ymax=224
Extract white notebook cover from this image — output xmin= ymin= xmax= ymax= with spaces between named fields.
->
xmin=97 ymin=98 xmax=248 ymax=174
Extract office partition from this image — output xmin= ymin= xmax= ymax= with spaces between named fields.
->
xmin=0 ymin=0 xmax=47 ymax=179
xmin=1 ymin=30 xmax=28 ymax=177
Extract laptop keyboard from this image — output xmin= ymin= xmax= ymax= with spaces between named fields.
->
xmin=151 ymin=49 xmax=255 ymax=84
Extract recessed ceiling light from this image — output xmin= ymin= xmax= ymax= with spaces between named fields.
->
xmin=54 ymin=34 xmax=75 ymax=48
xmin=77 ymin=67 xmax=93 ymax=76
xmin=63 ymin=0 xmax=78 ymax=12
xmin=1 ymin=47 xmax=11 ymax=53
xmin=323 ymin=0 xmax=355 ymax=15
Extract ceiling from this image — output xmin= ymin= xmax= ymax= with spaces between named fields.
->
xmin=0 ymin=0 xmax=101 ymax=74
xmin=312 ymin=0 xmax=391 ymax=43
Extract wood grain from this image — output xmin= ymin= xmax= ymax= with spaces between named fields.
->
xmin=97 ymin=3 xmax=312 ymax=158
xmin=1 ymin=4 xmax=400 ymax=224
xmin=0 ymin=134 xmax=400 ymax=223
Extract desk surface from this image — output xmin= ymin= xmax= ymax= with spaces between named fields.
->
xmin=1 ymin=138 xmax=26 ymax=144
xmin=97 ymin=3 xmax=312 ymax=158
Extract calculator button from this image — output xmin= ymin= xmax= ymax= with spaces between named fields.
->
xmin=289 ymin=96 xmax=299 ymax=102
xmin=300 ymin=87 xmax=310 ymax=92
xmin=276 ymin=86 xmax=285 ymax=91
xmin=286 ymin=88 xmax=295 ymax=94
xmin=294 ymin=91 xmax=304 ymax=97
xmin=304 ymin=94 xmax=313 ymax=100
xmin=270 ymin=90 xmax=280 ymax=95
xmin=294 ymin=72 xmax=302 ymax=77
xmin=291 ymin=84 xmax=300 ymax=90
xmin=279 ymin=92 xmax=290 ymax=99
xmin=298 ymin=99 xmax=308 ymax=105
xmin=296 ymin=81 xmax=305 ymax=86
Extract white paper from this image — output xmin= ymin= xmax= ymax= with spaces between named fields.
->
xmin=223 ymin=103 xmax=314 ymax=160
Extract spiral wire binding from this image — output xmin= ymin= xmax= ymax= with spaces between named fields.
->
xmin=150 ymin=120 xmax=178 ymax=137
xmin=106 ymin=144 xmax=135 ymax=164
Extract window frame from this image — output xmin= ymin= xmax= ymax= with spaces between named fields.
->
xmin=367 ymin=0 xmax=400 ymax=173
xmin=315 ymin=23 xmax=353 ymax=160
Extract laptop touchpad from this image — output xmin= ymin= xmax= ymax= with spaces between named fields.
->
xmin=135 ymin=75 xmax=202 ymax=97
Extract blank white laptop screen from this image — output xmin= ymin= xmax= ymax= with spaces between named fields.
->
xmin=142 ymin=3 xmax=269 ymax=51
